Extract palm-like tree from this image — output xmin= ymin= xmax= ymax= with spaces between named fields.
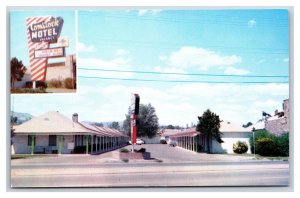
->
xmin=10 ymin=57 xmax=27 ymax=89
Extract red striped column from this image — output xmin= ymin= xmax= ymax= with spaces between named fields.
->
xmin=26 ymin=16 xmax=51 ymax=82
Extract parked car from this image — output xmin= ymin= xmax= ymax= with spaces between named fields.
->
xmin=168 ymin=140 xmax=177 ymax=147
xmin=128 ymin=138 xmax=145 ymax=145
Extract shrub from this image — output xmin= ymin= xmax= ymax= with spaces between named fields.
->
xmin=36 ymin=81 xmax=47 ymax=89
xmin=25 ymin=81 xmax=33 ymax=88
xmin=64 ymin=78 xmax=76 ymax=89
xmin=137 ymin=148 xmax=146 ymax=153
xmin=275 ymin=132 xmax=289 ymax=156
xmin=160 ymin=139 xmax=167 ymax=144
xmin=233 ymin=141 xmax=248 ymax=154
xmin=11 ymin=88 xmax=46 ymax=94
xmin=120 ymin=148 xmax=129 ymax=153
xmin=47 ymin=79 xmax=63 ymax=88
xmin=256 ymin=138 xmax=277 ymax=156
xmin=250 ymin=130 xmax=289 ymax=157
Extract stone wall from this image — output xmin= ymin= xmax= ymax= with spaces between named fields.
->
xmin=265 ymin=117 xmax=289 ymax=136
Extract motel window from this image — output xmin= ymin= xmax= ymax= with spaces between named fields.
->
xmin=49 ymin=135 xmax=57 ymax=146
xmin=27 ymin=135 xmax=36 ymax=146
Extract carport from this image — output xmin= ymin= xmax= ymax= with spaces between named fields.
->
xmin=169 ymin=128 xmax=198 ymax=153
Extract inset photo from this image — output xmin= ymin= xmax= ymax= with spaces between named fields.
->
xmin=10 ymin=10 xmax=76 ymax=94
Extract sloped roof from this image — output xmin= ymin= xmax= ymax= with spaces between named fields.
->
xmin=220 ymin=121 xmax=250 ymax=133
xmin=13 ymin=111 xmax=126 ymax=137
xmin=13 ymin=111 xmax=97 ymax=134
xmin=167 ymin=121 xmax=251 ymax=138
xmin=160 ymin=129 xmax=183 ymax=136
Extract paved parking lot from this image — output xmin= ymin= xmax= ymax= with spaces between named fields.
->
xmin=11 ymin=143 xmax=257 ymax=166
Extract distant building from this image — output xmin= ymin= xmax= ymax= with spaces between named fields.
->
xmin=265 ymin=99 xmax=289 ymax=136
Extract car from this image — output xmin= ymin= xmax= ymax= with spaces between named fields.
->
xmin=128 ymin=138 xmax=145 ymax=145
xmin=168 ymin=140 xmax=177 ymax=147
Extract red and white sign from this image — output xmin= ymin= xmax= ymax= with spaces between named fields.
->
xmin=34 ymin=47 xmax=65 ymax=59
xmin=57 ymin=37 xmax=69 ymax=47
xmin=26 ymin=16 xmax=52 ymax=81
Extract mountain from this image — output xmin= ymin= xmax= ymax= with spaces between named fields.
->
xmin=11 ymin=111 xmax=33 ymax=125
xmin=82 ymin=121 xmax=124 ymax=129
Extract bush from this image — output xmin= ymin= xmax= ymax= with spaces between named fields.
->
xmin=256 ymin=138 xmax=277 ymax=156
xmin=233 ymin=141 xmax=248 ymax=154
xmin=250 ymin=130 xmax=289 ymax=157
xmin=137 ymin=148 xmax=146 ymax=153
xmin=275 ymin=133 xmax=289 ymax=156
xmin=36 ymin=81 xmax=47 ymax=89
xmin=64 ymin=78 xmax=76 ymax=89
xmin=24 ymin=81 xmax=47 ymax=89
xmin=25 ymin=81 xmax=33 ymax=88
xmin=160 ymin=139 xmax=167 ymax=144
xmin=47 ymin=79 xmax=63 ymax=88
xmin=120 ymin=148 xmax=129 ymax=153
xmin=11 ymin=88 xmax=46 ymax=93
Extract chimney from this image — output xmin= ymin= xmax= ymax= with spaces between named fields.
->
xmin=72 ymin=113 xmax=78 ymax=123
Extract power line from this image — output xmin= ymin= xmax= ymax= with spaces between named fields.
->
xmin=78 ymin=76 xmax=289 ymax=84
xmin=78 ymin=68 xmax=289 ymax=78
xmin=79 ymin=13 xmax=288 ymax=28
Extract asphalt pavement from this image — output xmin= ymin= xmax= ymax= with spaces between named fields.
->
xmin=10 ymin=144 xmax=290 ymax=187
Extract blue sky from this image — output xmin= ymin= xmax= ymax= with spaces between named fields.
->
xmin=12 ymin=9 xmax=289 ymax=127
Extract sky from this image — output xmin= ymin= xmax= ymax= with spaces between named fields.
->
xmin=11 ymin=9 xmax=289 ymax=127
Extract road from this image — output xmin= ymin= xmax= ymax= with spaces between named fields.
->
xmin=10 ymin=144 xmax=289 ymax=187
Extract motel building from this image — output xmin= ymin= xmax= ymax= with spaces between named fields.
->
xmin=11 ymin=111 xmax=128 ymax=155
xmin=163 ymin=121 xmax=252 ymax=154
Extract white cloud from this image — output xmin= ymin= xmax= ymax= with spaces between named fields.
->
xmin=248 ymin=19 xmax=256 ymax=28
xmin=252 ymin=100 xmax=281 ymax=110
xmin=78 ymin=57 xmax=133 ymax=78
xmin=224 ymin=67 xmax=250 ymax=75
xmin=14 ymin=81 xmax=289 ymax=127
xmin=154 ymin=66 xmax=188 ymax=80
xmin=77 ymin=42 xmax=96 ymax=52
xmin=115 ymin=49 xmax=129 ymax=56
xmin=167 ymin=46 xmax=242 ymax=70
xmin=138 ymin=9 xmax=162 ymax=16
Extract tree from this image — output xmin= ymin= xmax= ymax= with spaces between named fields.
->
xmin=110 ymin=121 xmax=120 ymax=130
xmin=242 ymin=122 xmax=253 ymax=128
xmin=196 ymin=109 xmax=223 ymax=153
xmin=123 ymin=103 xmax=159 ymax=138
xmin=94 ymin=122 xmax=104 ymax=127
xmin=11 ymin=57 xmax=27 ymax=88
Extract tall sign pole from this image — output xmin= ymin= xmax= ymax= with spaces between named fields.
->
xmin=26 ymin=16 xmax=64 ymax=87
xmin=130 ymin=94 xmax=140 ymax=153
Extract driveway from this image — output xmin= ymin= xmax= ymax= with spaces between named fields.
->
xmin=11 ymin=144 xmax=262 ymax=166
